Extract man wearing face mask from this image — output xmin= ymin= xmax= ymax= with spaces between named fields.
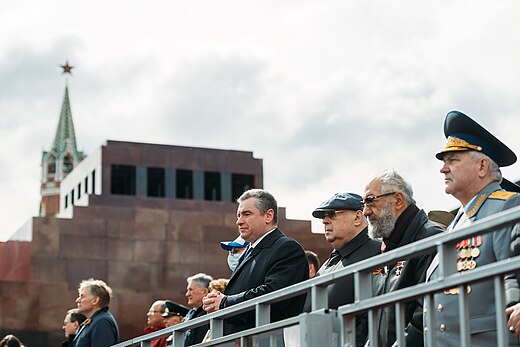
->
xmin=220 ymin=236 xmax=249 ymax=272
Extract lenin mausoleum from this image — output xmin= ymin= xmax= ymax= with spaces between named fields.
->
xmin=0 ymin=68 xmax=330 ymax=346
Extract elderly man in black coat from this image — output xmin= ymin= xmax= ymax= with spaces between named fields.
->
xmin=312 ymin=192 xmax=381 ymax=346
xmin=362 ymin=170 xmax=443 ymax=347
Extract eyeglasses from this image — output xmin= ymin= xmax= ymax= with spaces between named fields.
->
xmin=362 ymin=192 xmax=397 ymax=207
xmin=321 ymin=210 xmax=351 ymax=219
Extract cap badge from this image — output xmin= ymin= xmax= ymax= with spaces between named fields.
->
xmin=444 ymin=136 xmax=482 ymax=152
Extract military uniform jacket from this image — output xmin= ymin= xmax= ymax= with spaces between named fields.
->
xmin=221 ymin=228 xmax=309 ymax=335
xmin=425 ymin=182 xmax=520 ymax=347
xmin=372 ymin=208 xmax=443 ymax=347
xmin=72 ymin=307 xmax=119 ymax=347
xmin=317 ymin=227 xmax=381 ymax=346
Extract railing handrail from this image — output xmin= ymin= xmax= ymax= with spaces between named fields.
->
xmin=112 ymin=204 xmax=520 ymax=346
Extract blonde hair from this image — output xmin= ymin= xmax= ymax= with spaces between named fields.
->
xmin=208 ymin=278 xmax=229 ymax=293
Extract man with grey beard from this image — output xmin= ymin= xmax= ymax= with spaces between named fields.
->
xmin=362 ymin=170 xmax=443 ymax=347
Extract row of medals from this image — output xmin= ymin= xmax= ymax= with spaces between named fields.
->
xmin=457 ymin=246 xmax=480 ymax=271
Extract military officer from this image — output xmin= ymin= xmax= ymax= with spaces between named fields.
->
xmin=425 ymin=110 xmax=520 ymax=346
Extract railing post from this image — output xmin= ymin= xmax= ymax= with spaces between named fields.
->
xmin=438 ymin=242 xmax=457 ymax=280
xmin=256 ymin=302 xmax=271 ymax=326
xmin=494 ymin=275 xmax=507 ymax=347
xmin=424 ymin=293 xmax=437 ymax=347
xmin=210 ymin=316 xmax=224 ymax=339
xmin=457 ymin=284 xmax=470 ymax=347
xmin=395 ymin=301 xmax=405 ymax=347
xmin=367 ymin=308 xmax=378 ymax=347
xmin=311 ymin=284 xmax=329 ymax=311
xmin=299 ymin=311 xmax=339 ymax=347
xmin=173 ymin=330 xmax=184 ymax=347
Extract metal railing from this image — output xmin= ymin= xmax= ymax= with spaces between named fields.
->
xmin=113 ymin=205 xmax=520 ymax=347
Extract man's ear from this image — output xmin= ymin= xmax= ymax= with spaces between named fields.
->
xmin=73 ymin=321 xmax=80 ymax=330
xmin=92 ymin=296 xmax=100 ymax=306
xmin=265 ymin=209 xmax=275 ymax=224
xmin=394 ymin=192 xmax=406 ymax=210
xmin=353 ymin=210 xmax=363 ymax=226
xmin=478 ymin=157 xmax=489 ymax=178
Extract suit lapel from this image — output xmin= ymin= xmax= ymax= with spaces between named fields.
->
xmin=228 ymin=228 xmax=282 ymax=282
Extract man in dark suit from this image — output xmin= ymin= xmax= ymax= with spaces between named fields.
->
xmin=183 ymin=273 xmax=212 ymax=346
xmin=202 ymin=189 xmax=309 ymax=335
xmin=312 ymin=192 xmax=381 ymax=346
xmin=72 ymin=278 xmax=119 ymax=347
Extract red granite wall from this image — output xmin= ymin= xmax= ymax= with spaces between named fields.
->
xmin=0 ymin=197 xmax=329 ymax=345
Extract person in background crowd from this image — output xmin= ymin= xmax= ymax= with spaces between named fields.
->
xmin=144 ymin=300 xmax=167 ymax=347
xmin=161 ymin=300 xmax=189 ymax=346
xmin=184 ymin=273 xmax=212 ymax=346
xmin=72 ymin=278 xmax=119 ymax=347
xmin=427 ymin=210 xmax=456 ymax=230
xmin=208 ymin=278 xmax=229 ymax=294
xmin=363 ymin=170 xmax=443 ymax=347
xmin=220 ymin=236 xmax=249 ymax=272
xmin=425 ymin=110 xmax=520 ymax=346
xmin=312 ymin=192 xmax=381 ymax=346
xmin=202 ymin=189 xmax=309 ymax=336
xmin=305 ymin=250 xmax=320 ymax=278
xmin=0 ymin=334 xmax=25 ymax=347
xmin=202 ymin=279 xmax=231 ymax=342
xmin=62 ymin=308 xmax=87 ymax=347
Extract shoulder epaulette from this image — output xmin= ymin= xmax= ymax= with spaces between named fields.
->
xmin=489 ymin=191 xmax=517 ymax=200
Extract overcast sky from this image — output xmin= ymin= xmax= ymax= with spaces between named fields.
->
xmin=1 ymin=1 xmax=520 ymax=241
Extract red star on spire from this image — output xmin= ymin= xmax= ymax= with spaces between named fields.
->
xmin=61 ymin=61 xmax=74 ymax=75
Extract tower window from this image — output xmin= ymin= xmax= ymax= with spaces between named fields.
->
xmin=176 ymin=169 xmax=193 ymax=199
xmin=63 ymin=155 xmax=73 ymax=173
xmin=92 ymin=170 xmax=96 ymax=194
xmin=47 ymin=156 xmax=56 ymax=174
xmin=204 ymin=171 xmax=221 ymax=201
xmin=147 ymin=167 xmax=165 ymax=197
xmin=232 ymin=174 xmax=255 ymax=201
xmin=111 ymin=165 xmax=136 ymax=195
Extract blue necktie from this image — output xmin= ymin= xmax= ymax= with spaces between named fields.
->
xmin=241 ymin=246 xmax=253 ymax=262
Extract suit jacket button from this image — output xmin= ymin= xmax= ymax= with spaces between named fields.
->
xmin=424 ymin=327 xmax=428 ymax=333
xmin=423 ymin=308 xmax=427 ymax=315
xmin=439 ymin=323 xmax=446 ymax=332
xmin=437 ymin=304 xmax=443 ymax=312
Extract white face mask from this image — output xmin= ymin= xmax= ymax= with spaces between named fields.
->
xmin=227 ymin=253 xmax=241 ymax=271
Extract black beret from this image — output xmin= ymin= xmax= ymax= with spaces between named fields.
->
xmin=162 ymin=300 xmax=189 ymax=318
xmin=312 ymin=192 xmax=364 ymax=219
xmin=436 ymin=110 xmax=516 ymax=167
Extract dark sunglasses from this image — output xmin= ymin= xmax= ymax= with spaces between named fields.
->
xmin=321 ymin=210 xmax=351 ymax=219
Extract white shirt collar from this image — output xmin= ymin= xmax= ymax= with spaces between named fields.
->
xmin=250 ymin=227 xmax=277 ymax=248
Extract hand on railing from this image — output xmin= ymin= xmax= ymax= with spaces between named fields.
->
xmin=202 ymin=291 xmax=224 ymax=313
xmin=506 ymin=302 xmax=520 ymax=340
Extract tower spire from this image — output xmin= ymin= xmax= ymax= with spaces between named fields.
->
xmin=39 ymin=62 xmax=85 ymax=217
xmin=51 ymin=85 xmax=82 ymax=159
